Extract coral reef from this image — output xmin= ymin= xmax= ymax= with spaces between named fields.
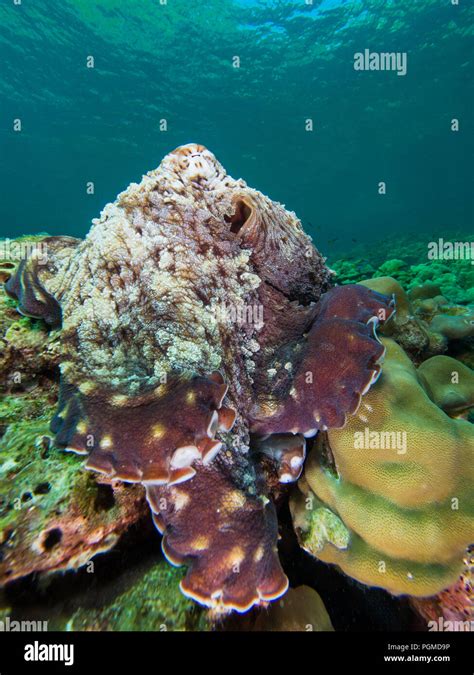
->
xmin=251 ymin=585 xmax=334 ymax=631
xmin=0 ymin=555 xmax=208 ymax=632
xmin=0 ymin=415 xmax=147 ymax=583
xmin=4 ymin=144 xmax=394 ymax=612
xmin=291 ymin=338 xmax=474 ymax=597
xmin=407 ymin=260 xmax=474 ymax=306
xmin=65 ymin=559 xmax=208 ymax=631
xmin=332 ymin=244 xmax=474 ymax=306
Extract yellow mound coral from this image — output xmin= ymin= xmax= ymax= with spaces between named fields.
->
xmin=291 ymin=338 xmax=474 ymax=597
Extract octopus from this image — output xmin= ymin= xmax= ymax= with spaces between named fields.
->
xmin=6 ymin=144 xmax=395 ymax=612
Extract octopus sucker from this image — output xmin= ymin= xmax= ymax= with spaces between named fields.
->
xmin=5 ymin=143 xmax=394 ymax=611
xmin=253 ymin=433 xmax=307 ymax=483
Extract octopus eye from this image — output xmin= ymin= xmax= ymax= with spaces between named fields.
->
xmin=225 ymin=199 xmax=253 ymax=234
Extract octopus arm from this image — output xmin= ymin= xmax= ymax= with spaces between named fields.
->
xmin=5 ymin=236 xmax=80 ymax=328
xmin=146 ymin=457 xmax=289 ymax=612
xmin=253 ymin=433 xmax=306 ymax=483
xmin=5 ymin=236 xmax=237 ymax=487
xmin=251 ymin=284 xmax=395 ymax=436
xmin=51 ymin=372 xmax=234 ymax=485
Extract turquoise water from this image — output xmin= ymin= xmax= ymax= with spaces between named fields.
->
xmin=0 ymin=0 xmax=472 ymax=255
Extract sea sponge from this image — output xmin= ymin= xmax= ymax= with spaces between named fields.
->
xmin=291 ymin=338 xmax=474 ymax=597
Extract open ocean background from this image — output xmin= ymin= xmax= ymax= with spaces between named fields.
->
xmin=0 ymin=0 xmax=472 ymax=257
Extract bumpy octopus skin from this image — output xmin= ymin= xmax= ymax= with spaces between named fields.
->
xmin=6 ymin=144 xmax=394 ymax=612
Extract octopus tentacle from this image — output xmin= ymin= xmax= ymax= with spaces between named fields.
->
xmin=253 ymin=433 xmax=306 ymax=483
xmin=251 ymin=285 xmax=395 ymax=436
xmin=146 ymin=457 xmax=289 ymax=612
xmin=51 ymin=373 xmax=229 ymax=485
xmin=5 ymin=236 xmax=80 ymax=328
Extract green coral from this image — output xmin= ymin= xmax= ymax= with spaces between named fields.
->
xmin=291 ymin=490 xmax=350 ymax=554
xmin=408 ymin=260 xmax=474 ymax=305
xmin=376 ymin=259 xmax=407 ymax=277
